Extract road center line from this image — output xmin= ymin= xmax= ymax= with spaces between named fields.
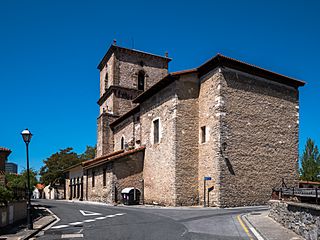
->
xmin=114 ymin=213 xmax=126 ymax=216
xmin=69 ymin=222 xmax=84 ymax=225
xmin=237 ymin=215 xmax=254 ymax=240
xmin=51 ymin=224 xmax=69 ymax=229
xmin=83 ymin=219 xmax=96 ymax=222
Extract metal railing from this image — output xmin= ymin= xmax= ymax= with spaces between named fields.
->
xmin=273 ymin=187 xmax=320 ymax=204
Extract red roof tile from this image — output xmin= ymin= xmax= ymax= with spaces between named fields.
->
xmin=299 ymin=180 xmax=320 ymax=185
xmin=82 ymin=150 xmax=125 ymax=167
xmin=83 ymin=147 xmax=145 ymax=169
xmin=0 ymin=147 xmax=11 ymax=153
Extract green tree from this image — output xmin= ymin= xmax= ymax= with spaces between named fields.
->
xmin=300 ymin=138 xmax=320 ymax=181
xmin=40 ymin=148 xmax=80 ymax=186
xmin=6 ymin=169 xmax=38 ymax=189
xmin=0 ymin=186 xmax=13 ymax=204
xmin=80 ymin=145 xmax=96 ymax=161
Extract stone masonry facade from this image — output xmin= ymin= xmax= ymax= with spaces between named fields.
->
xmin=67 ymin=43 xmax=305 ymax=207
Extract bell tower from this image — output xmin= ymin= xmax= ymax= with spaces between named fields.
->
xmin=96 ymin=42 xmax=171 ymax=157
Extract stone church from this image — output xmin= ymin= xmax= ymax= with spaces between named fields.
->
xmin=65 ymin=43 xmax=305 ymax=207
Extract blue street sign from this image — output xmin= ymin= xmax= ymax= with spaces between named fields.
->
xmin=204 ymin=177 xmax=212 ymax=181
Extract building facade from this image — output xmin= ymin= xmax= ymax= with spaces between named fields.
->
xmin=5 ymin=162 xmax=17 ymax=174
xmin=0 ymin=147 xmax=12 ymax=186
xmin=67 ymin=44 xmax=305 ymax=207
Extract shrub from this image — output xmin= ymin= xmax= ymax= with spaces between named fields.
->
xmin=0 ymin=186 xmax=13 ymax=204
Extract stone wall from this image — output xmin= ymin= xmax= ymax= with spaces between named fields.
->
xmin=140 ymin=81 xmax=178 ymax=206
xmin=97 ymin=48 xmax=169 ymax=157
xmin=113 ymin=113 xmax=141 ymax=151
xmin=198 ymin=69 xmax=223 ymax=207
xmin=175 ymin=73 xmax=199 ymax=206
xmin=100 ymin=53 xmax=116 ymax=98
xmin=116 ymin=48 xmax=168 ymax=91
xmin=219 ymin=68 xmax=299 ymax=207
xmin=96 ymin=112 xmax=118 ymax=157
xmin=85 ymin=151 xmax=144 ymax=204
xmin=85 ymin=162 xmax=113 ymax=203
xmin=269 ymin=200 xmax=320 ymax=240
xmin=113 ymin=151 xmax=144 ymax=203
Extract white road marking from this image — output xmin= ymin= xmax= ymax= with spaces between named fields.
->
xmin=248 ymin=226 xmax=264 ymax=240
xmin=51 ymin=225 xmax=69 ymax=229
xmin=79 ymin=210 xmax=102 ymax=216
xmin=83 ymin=219 xmax=96 ymax=222
xmin=44 ymin=208 xmax=61 ymax=230
xmin=61 ymin=233 xmax=84 ymax=238
xmin=69 ymin=222 xmax=83 ymax=225
xmin=114 ymin=213 xmax=126 ymax=216
xmin=49 ymin=212 xmax=126 ymax=231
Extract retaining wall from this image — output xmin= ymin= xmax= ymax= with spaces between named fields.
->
xmin=0 ymin=201 xmax=27 ymax=227
xmin=269 ymin=200 xmax=320 ymax=240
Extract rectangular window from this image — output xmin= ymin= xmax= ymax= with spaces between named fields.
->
xmin=201 ymin=126 xmax=206 ymax=143
xmin=92 ymin=171 xmax=95 ymax=187
xmin=103 ymin=169 xmax=106 ymax=186
xmin=153 ymin=119 xmax=159 ymax=144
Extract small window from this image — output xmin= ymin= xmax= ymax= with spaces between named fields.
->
xmin=104 ymin=72 xmax=108 ymax=90
xmin=92 ymin=171 xmax=95 ymax=187
xmin=103 ymin=169 xmax=106 ymax=186
xmin=121 ymin=137 xmax=125 ymax=150
xmin=153 ymin=119 xmax=159 ymax=144
xmin=201 ymin=126 xmax=206 ymax=143
xmin=138 ymin=71 xmax=145 ymax=91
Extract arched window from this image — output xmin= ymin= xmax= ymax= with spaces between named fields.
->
xmin=121 ymin=137 xmax=125 ymax=150
xmin=138 ymin=71 xmax=145 ymax=91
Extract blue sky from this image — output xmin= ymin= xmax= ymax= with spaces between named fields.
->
xmin=0 ymin=0 xmax=319 ymax=173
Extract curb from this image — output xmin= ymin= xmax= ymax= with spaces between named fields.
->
xmin=21 ymin=208 xmax=57 ymax=240
xmin=241 ymin=213 xmax=266 ymax=240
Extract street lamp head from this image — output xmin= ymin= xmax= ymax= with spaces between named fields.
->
xmin=21 ymin=129 xmax=32 ymax=144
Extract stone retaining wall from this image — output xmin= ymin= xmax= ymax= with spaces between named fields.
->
xmin=269 ymin=200 xmax=320 ymax=240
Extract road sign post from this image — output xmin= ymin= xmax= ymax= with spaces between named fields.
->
xmin=203 ymin=177 xmax=211 ymax=207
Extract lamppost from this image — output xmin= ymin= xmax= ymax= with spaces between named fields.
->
xmin=21 ymin=128 xmax=33 ymax=230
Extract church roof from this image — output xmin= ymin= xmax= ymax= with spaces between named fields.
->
xmin=97 ymin=44 xmax=171 ymax=70
xmin=133 ymin=54 xmax=305 ymax=103
xmin=198 ymin=54 xmax=305 ymax=88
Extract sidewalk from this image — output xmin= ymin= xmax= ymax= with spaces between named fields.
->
xmin=0 ymin=206 xmax=56 ymax=240
xmin=244 ymin=210 xmax=304 ymax=240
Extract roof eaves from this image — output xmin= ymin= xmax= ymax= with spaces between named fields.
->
xmin=0 ymin=147 xmax=12 ymax=153
xmin=85 ymin=146 xmax=145 ymax=169
xmin=198 ymin=54 xmax=305 ymax=88
xmin=97 ymin=44 xmax=116 ymax=70
xmin=110 ymin=105 xmax=140 ymax=129
xmin=132 ymin=74 xmax=177 ymax=103
xmin=83 ymin=147 xmax=145 ymax=169
xmin=82 ymin=150 xmax=124 ymax=167
xmin=171 ymin=68 xmax=197 ymax=76
xmin=97 ymin=45 xmax=172 ymax=70
xmin=63 ymin=163 xmax=83 ymax=173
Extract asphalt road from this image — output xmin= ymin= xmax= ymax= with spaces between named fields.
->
xmin=34 ymin=199 xmax=268 ymax=240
